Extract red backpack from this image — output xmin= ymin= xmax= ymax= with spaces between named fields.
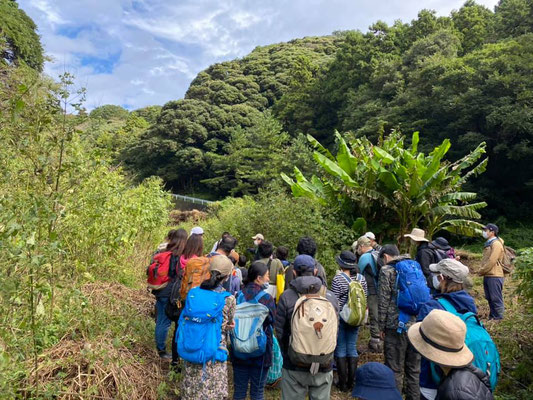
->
xmin=147 ymin=251 xmax=172 ymax=290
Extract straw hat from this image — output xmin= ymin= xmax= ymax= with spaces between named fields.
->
xmin=408 ymin=309 xmax=473 ymax=368
xmin=404 ymin=228 xmax=429 ymax=242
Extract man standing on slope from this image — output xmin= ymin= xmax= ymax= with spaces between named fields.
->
xmin=479 ymin=223 xmax=505 ymax=320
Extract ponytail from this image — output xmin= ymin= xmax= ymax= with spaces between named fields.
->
xmin=200 ymin=270 xmax=226 ymax=290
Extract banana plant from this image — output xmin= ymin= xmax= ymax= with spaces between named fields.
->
xmin=282 ymin=130 xmax=487 ymax=242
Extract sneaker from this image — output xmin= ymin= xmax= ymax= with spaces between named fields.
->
xmin=158 ymin=350 xmax=172 ymax=360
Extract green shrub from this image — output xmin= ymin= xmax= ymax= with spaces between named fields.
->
xmin=185 ymin=185 xmax=354 ymax=280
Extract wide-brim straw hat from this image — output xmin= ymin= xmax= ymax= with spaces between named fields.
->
xmin=404 ymin=228 xmax=429 ymax=242
xmin=408 ymin=309 xmax=473 ymax=368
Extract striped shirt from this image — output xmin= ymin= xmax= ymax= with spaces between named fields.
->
xmin=331 ymin=271 xmax=368 ymax=309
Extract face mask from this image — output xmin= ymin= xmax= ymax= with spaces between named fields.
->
xmin=262 ymin=282 xmax=270 ymax=290
xmin=432 ymin=275 xmax=441 ymax=291
xmin=254 ymin=240 xmax=260 ymax=246
xmin=482 ymin=231 xmax=488 ymax=239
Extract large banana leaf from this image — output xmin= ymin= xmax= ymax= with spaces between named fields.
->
xmin=432 ymin=202 xmax=487 ymax=219
xmin=439 ymin=219 xmax=485 ymax=237
xmin=307 ymin=134 xmax=334 ymax=161
xmin=313 ymin=152 xmax=357 ymax=187
xmin=335 ymin=132 xmax=357 ymax=178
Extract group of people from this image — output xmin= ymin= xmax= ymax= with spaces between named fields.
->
xmin=148 ymin=223 xmax=506 ymax=400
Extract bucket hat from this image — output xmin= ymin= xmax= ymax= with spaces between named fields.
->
xmin=352 ymin=362 xmax=402 ymax=400
xmin=404 ymin=228 xmax=429 ymax=242
xmin=408 ymin=309 xmax=473 ymax=368
xmin=335 ymin=250 xmax=358 ymax=270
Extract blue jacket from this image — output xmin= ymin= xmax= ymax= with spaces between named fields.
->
xmin=417 ymin=291 xmax=477 ymax=389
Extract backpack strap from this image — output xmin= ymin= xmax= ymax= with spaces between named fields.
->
xmin=254 ymin=290 xmax=269 ymax=303
xmin=438 ymin=298 xmax=483 ymax=326
xmin=340 ymin=272 xmax=352 ymax=284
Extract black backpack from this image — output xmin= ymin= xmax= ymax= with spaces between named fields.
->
xmin=164 ymin=259 xmax=184 ymax=321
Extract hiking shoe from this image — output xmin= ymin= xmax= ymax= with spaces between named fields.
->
xmin=368 ymin=338 xmax=383 ymax=353
xmin=158 ymin=351 xmax=172 ymax=360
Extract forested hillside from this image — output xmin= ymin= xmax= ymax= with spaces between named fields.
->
xmin=121 ymin=0 xmax=533 ymax=221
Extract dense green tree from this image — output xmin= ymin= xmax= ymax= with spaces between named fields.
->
xmin=494 ymin=0 xmax=533 ymax=38
xmin=89 ymin=104 xmax=129 ymax=120
xmin=0 ymin=0 xmax=43 ymax=71
xmin=132 ymin=105 xmax=162 ymax=124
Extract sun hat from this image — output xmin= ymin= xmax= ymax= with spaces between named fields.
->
xmin=335 ymin=250 xmax=358 ymax=270
xmin=431 ymin=237 xmax=451 ymax=251
xmin=429 ymin=259 xmax=469 ymax=284
xmin=408 ymin=309 xmax=473 ymax=368
xmin=293 ymin=254 xmax=316 ymax=273
xmin=356 ymin=236 xmax=372 ymax=248
xmin=483 ymin=223 xmax=499 ymax=235
xmin=404 ymin=228 xmax=429 ymax=242
xmin=364 ymin=231 xmax=376 ymax=241
xmin=352 ymin=362 xmax=402 ymax=400
xmin=190 ymin=226 xmax=204 ymax=235
xmin=209 ymin=255 xmax=234 ymax=277
xmin=252 ymin=233 xmax=264 ymax=241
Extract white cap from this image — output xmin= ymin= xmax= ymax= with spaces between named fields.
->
xmin=364 ymin=232 xmax=376 ymax=240
xmin=191 ymin=226 xmax=204 ymax=235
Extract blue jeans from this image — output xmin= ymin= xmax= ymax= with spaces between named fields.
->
xmin=155 ymin=296 xmax=172 ymax=351
xmin=334 ymin=320 xmax=360 ymax=358
xmin=484 ymin=277 xmax=504 ymax=319
xmin=233 ymin=364 xmax=268 ymax=400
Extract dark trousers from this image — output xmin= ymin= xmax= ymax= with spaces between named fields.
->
xmin=384 ymin=329 xmax=421 ymax=400
xmin=172 ymin=321 xmax=178 ymax=363
xmin=233 ymin=364 xmax=268 ymax=400
xmin=483 ymin=277 xmax=504 ymax=319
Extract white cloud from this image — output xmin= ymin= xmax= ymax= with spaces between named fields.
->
xmin=18 ymin=0 xmax=500 ymax=111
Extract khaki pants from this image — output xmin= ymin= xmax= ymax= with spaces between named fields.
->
xmin=281 ymin=368 xmax=333 ymax=400
xmin=384 ymin=329 xmax=421 ymax=400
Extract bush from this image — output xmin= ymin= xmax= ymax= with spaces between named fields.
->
xmin=188 ymin=185 xmax=354 ymax=280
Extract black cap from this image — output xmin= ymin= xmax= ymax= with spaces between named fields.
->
xmin=431 ymin=237 xmax=451 ymax=251
xmin=336 ymin=250 xmax=358 ymax=270
xmin=483 ymin=223 xmax=499 ymax=235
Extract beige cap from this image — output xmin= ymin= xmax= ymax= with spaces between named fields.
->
xmin=429 ymin=259 xmax=469 ymax=283
xmin=404 ymin=228 xmax=429 ymax=242
xmin=408 ymin=309 xmax=473 ymax=368
xmin=252 ymin=233 xmax=264 ymax=240
xmin=209 ymin=255 xmax=233 ymax=277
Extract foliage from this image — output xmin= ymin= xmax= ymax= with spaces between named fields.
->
xmin=282 ymin=131 xmax=487 ymax=245
xmin=192 ymin=184 xmax=353 ymax=279
xmin=89 ymin=104 xmax=130 ymax=120
xmin=132 ymin=105 xmax=162 ymax=124
xmin=0 ymin=0 xmax=43 ymax=71
xmin=121 ymin=36 xmax=341 ymax=192
xmin=203 ymin=112 xmax=290 ymax=195
xmin=515 ymin=247 xmax=533 ymax=308
xmin=0 ymin=56 xmax=170 ymax=397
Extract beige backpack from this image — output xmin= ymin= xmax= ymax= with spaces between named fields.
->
xmin=288 ymin=287 xmax=338 ymax=375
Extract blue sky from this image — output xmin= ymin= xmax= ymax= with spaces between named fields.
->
xmin=19 ymin=0 xmax=499 ymax=111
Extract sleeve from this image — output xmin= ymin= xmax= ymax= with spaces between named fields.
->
xmin=377 ymin=268 xmax=393 ymax=332
xmin=330 ymin=275 xmax=343 ymax=301
xmin=274 ymin=294 xmax=288 ymax=348
xmin=417 ymin=249 xmax=433 ymax=278
xmin=326 ymin=290 xmax=340 ymax=313
xmin=359 ymin=255 xmax=371 ymax=276
xmin=479 ymin=241 xmax=503 ymax=275
xmin=222 ymin=295 xmax=236 ymax=332
xmin=359 ymin=274 xmax=368 ymax=297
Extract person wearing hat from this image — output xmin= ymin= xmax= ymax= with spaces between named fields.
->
xmin=285 ymin=236 xmax=328 ymax=290
xmin=404 ymin=228 xmax=437 ymax=285
xmin=275 ymin=254 xmax=339 ymax=400
xmin=331 ymin=251 xmax=368 ymax=392
xmin=190 ymin=226 xmax=204 ymax=235
xmin=364 ymin=231 xmax=382 ymax=252
xmin=430 ymin=237 xmax=457 ymax=260
xmin=479 ymin=223 xmax=505 ymax=320
xmin=377 ymin=244 xmax=421 ymax=400
xmin=249 ymin=233 xmax=265 ymax=261
xmin=180 ymin=255 xmax=237 ymax=400
xmin=351 ymin=362 xmax=402 ymax=400
xmin=416 ymin=259 xmax=477 ymax=400
xmin=354 ymin=236 xmax=382 ymax=353
xmin=408 ymin=310 xmax=493 ymax=400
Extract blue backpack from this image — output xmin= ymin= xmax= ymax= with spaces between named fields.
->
xmin=395 ymin=259 xmax=430 ymax=333
xmin=177 ymin=287 xmax=230 ymax=364
xmin=435 ymin=298 xmax=501 ymax=390
xmin=230 ymin=291 xmax=270 ymax=360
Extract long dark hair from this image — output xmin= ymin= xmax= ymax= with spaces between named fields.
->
xmin=182 ymin=233 xmax=204 ymax=259
xmin=166 ymin=228 xmax=188 ymax=257
xmin=244 ymin=261 xmax=269 ymax=285
xmin=200 ymin=270 xmax=226 ymax=290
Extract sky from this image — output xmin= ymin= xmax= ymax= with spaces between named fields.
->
xmin=18 ymin=0 xmax=500 ymax=111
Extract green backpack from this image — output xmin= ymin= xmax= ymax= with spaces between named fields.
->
xmin=339 ymin=273 xmax=367 ymax=326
